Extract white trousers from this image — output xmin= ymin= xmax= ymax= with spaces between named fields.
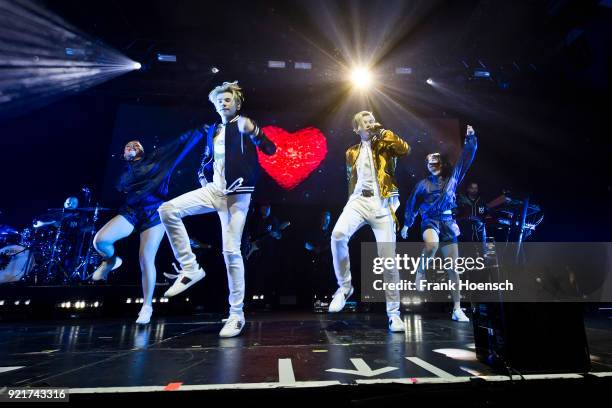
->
xmin=158 ymin=183 xmax=251 ymax=318
xmin=331 ymin=195 xmax=400 ymax=317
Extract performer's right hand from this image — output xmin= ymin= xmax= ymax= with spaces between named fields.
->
xmin=400 ymin=225 xmax=409 ymax=239
xmin=237 ymin=116 xmax=255 ymax=134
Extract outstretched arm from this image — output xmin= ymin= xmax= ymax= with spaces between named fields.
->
xmin=150 ymin=127 xmax=204 ymax=165
xmin=446 ymin=125 xmax=477 ymax=193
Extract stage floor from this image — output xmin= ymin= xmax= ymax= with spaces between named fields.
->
xmin=1 ymin=311 xmax=611 ymax=395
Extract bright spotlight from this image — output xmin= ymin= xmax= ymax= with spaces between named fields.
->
xmin=350 ymin=67 xmax=373 ymax=90
xmin=0 ymin=0 xmax=144 ymax=120
xmin=133 ymin=62 xmax=142 ymax=70
xmin=426 ymin=78 xmax=435 ymax=85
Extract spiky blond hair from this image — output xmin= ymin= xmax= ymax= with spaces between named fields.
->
xmin=208 ymin=81 xmax=244 ymax=109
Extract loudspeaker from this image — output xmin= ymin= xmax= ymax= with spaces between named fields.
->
xmin=472 ymin=302 xmax=591 ymax=373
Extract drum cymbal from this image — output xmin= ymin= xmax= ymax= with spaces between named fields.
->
xmin=0 ymin=225 xmax=19 ymax=235
xmin=75 ymin=207 xmax=112 ymax=212
xmin=37 ymin=210 xmax=77 ymax=223
xmin=32 ymin=220 xmax=58 ymax=229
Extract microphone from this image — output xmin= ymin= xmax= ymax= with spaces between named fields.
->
xmin=369 ymin=123 xmax=383 ymax=136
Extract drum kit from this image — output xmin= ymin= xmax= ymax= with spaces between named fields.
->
xmin=0 ymin=199 xmax=111 ymax=285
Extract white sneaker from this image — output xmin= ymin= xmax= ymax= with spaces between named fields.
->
xmin=219 ymin=315 xmax=245 ymax=338
xmin=135 ymin=305 xmax=153 ymax=325
xmin=452 ymin=308 xmax=470 ymax=322
xmin=92 ymin=256 xmax=122 ymax=281
xmin=163 ymin=267 xmax=205 ymax=297
xmin=388 ymin=315 xmax=406 ymax=332
xmin=328 ymin=286 xmax=354 ymax=313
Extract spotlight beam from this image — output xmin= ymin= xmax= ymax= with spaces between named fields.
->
xmin=0 ymin=0 xmax=140 ymax=120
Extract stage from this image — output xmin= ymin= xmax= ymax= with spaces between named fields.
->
xmin=1 ymin=0 xmax=612 ymax=404
xmin=2 ymin=311 xmax=611 ymax=403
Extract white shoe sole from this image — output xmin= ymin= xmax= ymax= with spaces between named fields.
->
xmin=452 ymin=312 xmax=470 ymax=322
xmin=136 ymin=317 xmax=151 ymax=325
xmin=164 ymin=269 xmax=205 ymax=297
xmin=219 ymin=327 xmax=244 ymax=338
xmin=328 ymin=286 xmax=354 ymax=313
xmin=135 ymin=306 xmax=153 ymax=325
xmin=389 ymin=325 xmax=406 ymax=332
xmin=219 ymin=320 xmax=245 ymax=338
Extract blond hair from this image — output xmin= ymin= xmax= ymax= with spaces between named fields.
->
xmin=208 ymin=81 xmax=244 ymax=108
xmin=352 ymin=110 xmax=374 ymax=132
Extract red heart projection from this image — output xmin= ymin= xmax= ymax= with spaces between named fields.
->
xmin=257 ymin=126 xmax=328 ymax=190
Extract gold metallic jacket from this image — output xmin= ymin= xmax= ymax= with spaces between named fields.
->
xmin=345 ymin=129 xmax=411 ymax=199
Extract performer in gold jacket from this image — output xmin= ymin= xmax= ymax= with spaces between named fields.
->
xmin=345 ymin=127 xmax=409 ymax=201
xmin=328 ymin=110 xmax=410 ymax=332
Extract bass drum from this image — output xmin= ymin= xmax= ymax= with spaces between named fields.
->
xmin=0 ymin=245 xmax=34 ymax=283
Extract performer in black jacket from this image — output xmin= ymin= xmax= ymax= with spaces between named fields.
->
xmin=92 ymin=132 xmax=201 ymax=324
xmin=158 ymin=81 xmax=276 ymax=338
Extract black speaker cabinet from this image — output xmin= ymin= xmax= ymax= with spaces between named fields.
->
xmin=472 ymin=302 xmax=591 ymax=373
